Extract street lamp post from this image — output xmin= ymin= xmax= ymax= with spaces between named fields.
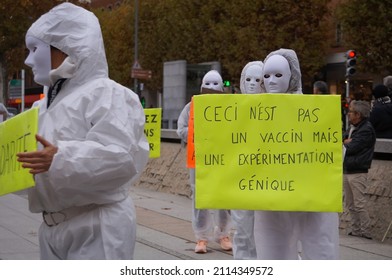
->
xmin=133 ymin=0 xmax=139 ymax=95
xmin=345 ymin=78 xmax=350 ymax=130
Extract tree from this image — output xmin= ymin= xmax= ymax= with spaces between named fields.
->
xmin=337 ymin=0 xmax=392 ymax=75
xmin=123 ymin=0 xmax=330 ymax=92
xmin=2 ymin=0 xmax=332 ymax=101
xmin=142 ymin=0 xmax=331 ymax=91
xmin=138 ymin=0 xmax=210 ymax=91
xmin=95 ymin=2 xmax=134 ymax=89
xmin=226 ymin=0 xmax=330 ymax=87
xmin=0 ymin=0 xmax=90 ymax=102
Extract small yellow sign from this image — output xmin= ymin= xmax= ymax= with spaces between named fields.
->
xmin=0 ymin=108 xmax=38 ymax=196
xmin=193 ymin=94 xmax=343 ymax=212
xmin=144 ymin=108 xmax=161 ymax=158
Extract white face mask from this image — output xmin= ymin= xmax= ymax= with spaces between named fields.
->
xmin=25 ymin=35 xmax=51 ymax=86
xmin=263 ymin=55 xmax=291 ymax=93
xmin=243 ymin=64 xmax=263 ymax=94
xmin=201 ymin=70 xmax=223 ymax=92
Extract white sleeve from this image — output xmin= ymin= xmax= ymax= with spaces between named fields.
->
xmin=176 ymin=102 xmax=190 ymax=143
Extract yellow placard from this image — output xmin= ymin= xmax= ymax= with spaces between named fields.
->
xmin=0 ymin=108 xmax=38 ymax=196
xmin=144 ymin=108 xmax=161 ymax=158
xmin=194 ymin=94 xmax=343 ymax=212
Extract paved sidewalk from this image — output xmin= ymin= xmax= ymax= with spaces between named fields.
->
xmin=0 ymin=187 xmax=391 ymax=260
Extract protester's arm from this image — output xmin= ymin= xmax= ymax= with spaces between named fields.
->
xmin=176 ymin=103 xmax=190 ymax=143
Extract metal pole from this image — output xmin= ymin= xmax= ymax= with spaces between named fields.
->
xmin=133 ymin=0 xmax=139 ymax=94
xmin=382 ymin=220 xmax=392 ymax=243
xmin=21 ymin=69 xmax=25 ymax=112
xmin=345 ymin=78 xmax=349 ymax=130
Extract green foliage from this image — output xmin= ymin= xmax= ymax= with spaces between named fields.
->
xmin=337 ymin=0 xmax=392 ymax=74
xmin=1 ymin=0 xmax=90 ymax=73
xmin=0 ymin=0 xmax=90 ymax=99
xmin=5 ymin=0 xmax=392 ymax=98
xmin=2 ymin=0 xmax=332 ymax=96
xmin=95 ymin=3 xmax=134 ymax=88
xmin=94 ymin=0 xmax=330 ymax=92
xmin=1 ymin=0 xmax=48 ymax=75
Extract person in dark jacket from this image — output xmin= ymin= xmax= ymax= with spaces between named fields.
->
xmin=343 ymin=100 xmax=375 ymax=239
xmin=369 ymin=84 xmax=392 ymax=138
xmin=313 ymin=81 xmax=328 ymax=94
xmin=383 ymin=76 xmax=392 ymax=97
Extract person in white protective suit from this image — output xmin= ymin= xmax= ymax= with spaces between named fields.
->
xmin=177 ymin=70 xmax=233 ymax=254
xmin=240 ymin=61 xmax=264 ymax=94
xmin=253 ymin=48 xmax=339 ymax=260
xmin=16 ymin=3 xmax=149 ymax=260
xmin=230 ymin=61 xmax=264 ymax=260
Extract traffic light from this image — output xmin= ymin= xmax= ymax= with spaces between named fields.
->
xmin=140 ymin=96 xmax=146 ymax=108
xmin=346 ymin=50 xmax=357 ymax=77
xmin=223 ymin=80 xmax=231 ymax=87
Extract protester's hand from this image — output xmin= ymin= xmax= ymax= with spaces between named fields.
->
xmin=343 ymin=138 xmax=352 ymax=145
xmin=17 ymin=134 xmax=58 ymax=174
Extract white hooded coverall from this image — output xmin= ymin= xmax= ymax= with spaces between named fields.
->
xmin=25 ymin=3 xmax=149 ymax=259
xmin=176 ymin=70 xmax=232 ymax=243
xmin=254 ymin=49 xmax=339 ymax=260
xmin=230 ymin=61 xmax=265 ymax=260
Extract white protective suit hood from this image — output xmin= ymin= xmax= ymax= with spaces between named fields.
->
xmin=261 ymin=48 xmax=302 ymax=94
xmin=240 ymin=61 xmax=263 ymax=94
xmin=26 ymin=3 xmax=108 ymax=86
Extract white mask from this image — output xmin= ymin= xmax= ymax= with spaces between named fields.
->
xmin=243 ymin=64 xmax=263 ymax=94
xmin=201 ymin=70 xmax=223 ymax=92
xmin=25 ymin=35 xmax=51 ymax=86
xmin=263 ymin=54 xmax=291 ymax=93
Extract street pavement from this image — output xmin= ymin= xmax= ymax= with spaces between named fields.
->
xmin=0 ymin=186 xmax=391 ymax=260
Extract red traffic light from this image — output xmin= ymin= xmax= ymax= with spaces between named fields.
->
xmin=346 ymin=50 xmax=357 ymax=77
xmin=347 ymin=50 xmax=356 ymax=58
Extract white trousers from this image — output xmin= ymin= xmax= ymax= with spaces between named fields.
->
xmin=254 ymin=211 xmax=339 ymax=260
xmin=39 ymin=197 xmax=136 ymax=259
xmin=231 ymin=210 xmax=257 ymax=259
xmin=189 ymin=168 xmax=231 ymax=241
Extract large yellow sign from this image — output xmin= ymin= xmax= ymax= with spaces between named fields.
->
xmin=194 ymin=94 xmax=343 ymax=212
xmin=144 ymin=108 xmax=161 ymax=158
xmin=0 ymin=108 xmax=38 ymax=196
